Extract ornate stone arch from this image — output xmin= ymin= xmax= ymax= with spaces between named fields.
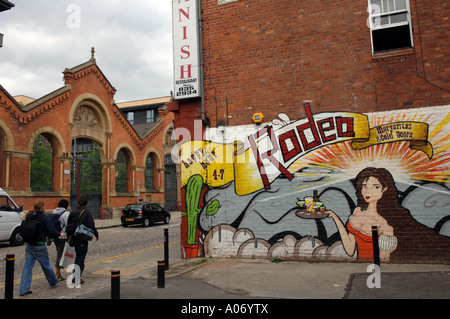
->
xmin=28 ymin=127 xmax=67 ymax=192
xmin=143 ymin=148 xmax=162 ymax=191
xmin=113 ymin=143 xmax=137 ymax=193
xmin=28 ymin=126 xmax=67 ymax=156
xmin=68 ymin=93 xmax=113 ymax=134
xmin=142 ymin=147 xmax=162 ymax=169
xmin=162 ymin=123 xmax=175 ymax=156
xmin=71 ymin=135 xmax=106 ymax=166
xmin=69 ymin=94 xmax=113 ymax=160
xmin=0 ymin=119 xmax=15 ymax=151
xmin=113 ymin=143 xmax=136 ymax=166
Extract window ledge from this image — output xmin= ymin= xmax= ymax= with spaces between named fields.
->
xmin=28 ymin=191 xmax=63 ymax=196
xmin=143 ymin=188 xmax=164 ymax=193
xmin=114 ymin=192 xmax=135 ymax=197
xmin=372 ymin=47 xmax=415 ymax=60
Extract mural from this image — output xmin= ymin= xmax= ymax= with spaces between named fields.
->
xmin=179 ymin=104 xmax=450 ymax=263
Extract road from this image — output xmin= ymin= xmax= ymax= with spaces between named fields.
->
xmin=0 ymin=216 xmax=181 ymax=299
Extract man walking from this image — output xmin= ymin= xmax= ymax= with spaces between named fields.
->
xmin=19 ymin=200 xmax=66 ymax=296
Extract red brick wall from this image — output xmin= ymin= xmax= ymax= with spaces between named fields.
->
xmin=0 ymin=60 xmax=174 ymax=216
xmin=174 ymin=0 xmax=450 ymax=263
xmin=195 ymin=0 xmax=450 ymax=126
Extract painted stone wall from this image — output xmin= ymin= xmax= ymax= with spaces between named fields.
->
xmin=178 ymin=104 xmax=450 ymax=263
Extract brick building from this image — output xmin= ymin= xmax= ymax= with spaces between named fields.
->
xmin=117 ymin=97 xmax=179 ymax=211
xmin=0 ymin=49 xmax=176 ymax=218
xmin=169 ymin=0 xmax=450 ymax=263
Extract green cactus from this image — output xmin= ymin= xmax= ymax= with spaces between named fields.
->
xmin=184 ymin=175 xmax=221 ymax=245
xmin=185 ymin=175 xmax=204 ymax=245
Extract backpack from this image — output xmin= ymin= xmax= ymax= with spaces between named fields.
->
xmin=49 ymin=210 xmax=65 ymax=232
xmin=20 ymin=214 xmax=44 ymax=243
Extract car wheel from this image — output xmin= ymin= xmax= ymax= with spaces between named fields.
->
xmin=9 ymin=227 xmax=23 ymax=246
xmin=164 ymin=216 xmax=170 ymax=224
xmin=143 ymin=218 xmax=151 ymax=227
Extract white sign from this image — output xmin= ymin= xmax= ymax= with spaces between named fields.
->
xmin=172 ymin=0 xmax=201 ymax=99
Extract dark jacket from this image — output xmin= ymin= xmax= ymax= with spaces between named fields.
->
xmin=67 ymin=207 xmax=99 ymax=239
xmin=28 ymin=211 xmax=60 ymax=242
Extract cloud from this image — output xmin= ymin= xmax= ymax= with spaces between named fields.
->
xmin=0 ymin=0 xmax=174 ymax=102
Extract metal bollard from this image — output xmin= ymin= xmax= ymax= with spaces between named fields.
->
xmin=157 ymin=260 xmax=165 ymax=288
xmin=372 ymin=226 xmax=380 ymax=267
xmin=164 ymin=228 xmax=169 ymax=270
xmin=5 ymin=254 xmax=14 ymax=299
xmin=111 ymin=270 xmax=120 ymax=299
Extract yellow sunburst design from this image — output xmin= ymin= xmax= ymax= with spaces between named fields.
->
xmin=290 ymin=109 xmax=450 ymax=185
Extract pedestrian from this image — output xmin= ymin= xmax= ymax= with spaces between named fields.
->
xmin=49 ymin=199 xmax=70 ymax=282
xmin=19 ymin=200 xmax=66 ymax=296
xmin=66 ymin=196 xmax=99 ymax=284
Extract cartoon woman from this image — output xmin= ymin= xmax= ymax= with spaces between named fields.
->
xmin=327 ymin=167 xmax=450 ymax=263
xmin=327 ymin=167 xmax=398 ymax=262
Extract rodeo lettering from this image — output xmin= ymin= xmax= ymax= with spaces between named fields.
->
xmin=249 ymin=104 xmax=355 ymax=190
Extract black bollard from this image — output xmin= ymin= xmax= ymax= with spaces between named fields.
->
xmin=372 ymin=226 xmax=380 ymax=267
xmin=164 ymin=228 xmax=169 ymax=270
xmin=5 ymin=254 xmax=15 ymax=299
xmin=111 ymin=270 xmax=120 ymax=299
xmin=157 ymin=260 xmax=165 ymax=288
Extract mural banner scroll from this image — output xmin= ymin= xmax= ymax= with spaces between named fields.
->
xmin=180 ymin=105 xmax=435 ymax=196
xmin=351 ymin=121 xmax=433 ymax=159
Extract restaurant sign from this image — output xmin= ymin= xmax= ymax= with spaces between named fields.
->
xmin=172 ymin=0 xmax=201 ymax=99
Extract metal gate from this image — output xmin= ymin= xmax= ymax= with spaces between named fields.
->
xmin=70 ymin=138 xmax=102 ymax=218
xmin=164 ymin=155 xmax=177 ymax=211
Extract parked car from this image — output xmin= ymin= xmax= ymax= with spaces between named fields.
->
xmin=0 ymin=188 xmax=24 ymax=246
xmin=121 ymin=203 xmax=170 ymax=227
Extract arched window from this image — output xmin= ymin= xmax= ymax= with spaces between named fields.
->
xmin=71 ymin=138 xmax=102 ymax=216
xmin=115 ymin=149 xmax=128 ymax=193
xmin=30 ymin=134 xmax=54 ymax=191
xmin=145 ymin=154 xmax=155 ymax=190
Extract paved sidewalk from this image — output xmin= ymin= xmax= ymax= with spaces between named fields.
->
xmin=75 ymin=257 xmax=449 ymax=299
xmin=6 ymin=214 xmax=449 ymax=300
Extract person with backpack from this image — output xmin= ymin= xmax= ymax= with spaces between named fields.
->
xmin=19 ymin=200 xmax=66 ymax=296
xmin=66 ymin=196 xmax=99 ymax=284
xmin=49 ymin=199 xmax=70 ymax=282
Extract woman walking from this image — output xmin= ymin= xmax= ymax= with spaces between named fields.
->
xmin=67 ymin=196 xmax=99 ymax=283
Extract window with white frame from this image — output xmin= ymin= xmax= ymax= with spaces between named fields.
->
xmin=127 ymin=112 xmax=134 ymax=124
xmin=218 ymin=0 xmax=239 ymax=4
xmin=146 ymin=109 xmax=156 ymax=123
xmin=368 ymin=0 xmax=413 ymax=53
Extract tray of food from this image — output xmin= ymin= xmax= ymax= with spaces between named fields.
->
xmin=295 ymin=208 xmax=328 ymax=219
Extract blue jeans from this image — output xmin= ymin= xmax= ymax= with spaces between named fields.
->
xmin=19 ymin=244 xmax=58 ymax=294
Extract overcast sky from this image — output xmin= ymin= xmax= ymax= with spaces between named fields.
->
xmin=0 ymin=0 xmax=173 ymax=102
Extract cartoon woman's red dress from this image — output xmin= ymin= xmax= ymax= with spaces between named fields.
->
xmin=346 ymin=221 xmax=376 ymax=262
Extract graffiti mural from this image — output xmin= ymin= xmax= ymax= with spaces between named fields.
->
xmin=179 ymin=104 xmax=450 ymax=263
